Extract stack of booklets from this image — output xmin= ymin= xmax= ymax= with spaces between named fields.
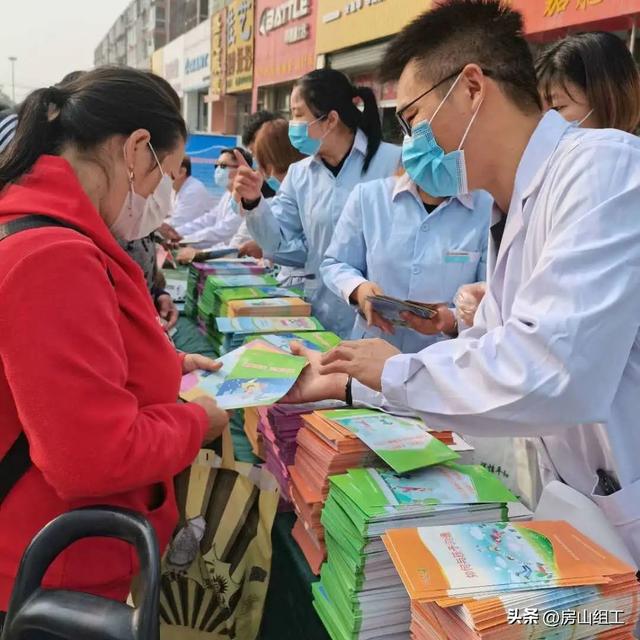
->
xmin=313 ymin=464 xmax=518 ymax=640
xmin=244 ymin=331 xmax=341 ymax=354
xmin=227 ymin=296 xmax=311 ymax=317
xmin=203 ymin=284 xmax=304 ymax=316
xmin=179 ymin=338 xmax=307 ymax=409
xmin=288 ymin=408 xmax=462 ymax=574
xmin=383 ymin=520 xmax=640 ymax=640
xmin=213 ymin=316 xmax=325 ymax=353
xmin=184 ymin=258 xmax=268 ymax=318
xmin=257 ymin=402 xmax=345 ymax=511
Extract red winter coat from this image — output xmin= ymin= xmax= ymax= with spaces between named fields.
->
xmin=0 ymin=156 xmax=208 ymax=610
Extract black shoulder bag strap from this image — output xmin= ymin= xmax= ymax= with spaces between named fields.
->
xmin=0 ymin=215 xmax=83 ymax=504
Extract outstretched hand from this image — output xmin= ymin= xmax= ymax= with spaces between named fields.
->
xmin=281 ymin=342 xmax=348 ymax=404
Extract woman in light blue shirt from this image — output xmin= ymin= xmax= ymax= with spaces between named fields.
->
xmin=232 ymin=69 xmax=401 ymax=337
xmin=321 ymin=173 xmax=492 ymax=353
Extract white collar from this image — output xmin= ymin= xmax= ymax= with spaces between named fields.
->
xmin=392 ymin=172 xmax=475 ymax=210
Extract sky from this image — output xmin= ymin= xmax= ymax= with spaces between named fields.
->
xmin=0 ymin=0 xmax=132 ymax=104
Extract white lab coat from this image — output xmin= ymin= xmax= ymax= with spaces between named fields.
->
xmin=170 ymin=176 xmax=216 ymax=229
xmin=177 ymin=191 xmax=242 ymax=248
xmin=354 ymin=111 xmax=640 ymax=565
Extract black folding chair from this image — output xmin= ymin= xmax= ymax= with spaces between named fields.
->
xmin=1 ymin=507 xmax=159 ymax=640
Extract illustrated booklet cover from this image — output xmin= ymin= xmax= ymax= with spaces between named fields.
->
xmin=315 ymin=409 xmax=459 ymax=473
xmin=179 ymin=339 xmax=307 ymax=409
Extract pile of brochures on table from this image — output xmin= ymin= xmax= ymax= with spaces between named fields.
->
xmin=383 ymin=519 xmax=640 ymax=639
xmin=312 ymin=463 xmax=520 ymax=640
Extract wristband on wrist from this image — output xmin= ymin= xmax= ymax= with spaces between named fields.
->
xmin=345 ymin=375 xmax=353 ymax=406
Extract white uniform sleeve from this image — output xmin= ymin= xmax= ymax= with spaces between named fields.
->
xmin=356 ymin=141 xmax=640 ymax=437
xmin=183 ymin=199 xmax=242 ymax=247
xmin=320 ymin=185 xmax=368 ymax=303
xmin=245 ymin=169 xmax=308 ymax=260
xmin=177 ymin=198 xmax=222 ymax=236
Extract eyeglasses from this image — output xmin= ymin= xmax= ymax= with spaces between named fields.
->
xmin=396 ymin=67 xmax=493 ymax=137
xmin=216 ymin=163 xmax=239 ymax=169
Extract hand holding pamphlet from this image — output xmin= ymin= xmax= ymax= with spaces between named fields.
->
xmin=366 ymin=294 xmax=442 ymax=327
xmin=180 ymin=339 xmax=308 ymax=409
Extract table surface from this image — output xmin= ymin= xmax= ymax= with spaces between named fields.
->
xmin=174 ymin=318 xmax=330 ymax=640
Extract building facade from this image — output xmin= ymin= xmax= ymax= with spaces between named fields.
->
xmin=208 ymin=0 xmax=256 ymax=135
xmin=95 ymin=0 xmax=169 ymax=69
xmin=314 ymin=0 xmax=428 ymax=143
xmin=252 ymin=0 xmax=318 ymax=114
xmin=137 ymin=0 xmax=639 ymax=137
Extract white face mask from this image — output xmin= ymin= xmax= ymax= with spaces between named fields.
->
xmin=110 ymin=142 xmax=173 ymax=242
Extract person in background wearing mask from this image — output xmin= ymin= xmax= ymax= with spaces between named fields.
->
xmin=455 ymin=30 xmax=640 ymax=329
xmin=0 ymin=67 xmax=229 ymax=624
xmin=320 ymin=167 xmax=491 ymax=352
xmin=169 ymin=155 xmax=215 ymax=230
xmin=175 ymin=147 xmax=249 ymax=261
xmin=238 ymin=119 xmax=308 ymax=285
xmin=233 ymin=69 xmax=401 ymax=338
xmin=284 ymin=0 xmax=640 ymax=564
xmin=228 ymin=112 xmax=281 ymax=258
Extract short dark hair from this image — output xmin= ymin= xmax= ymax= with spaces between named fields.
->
xmin=58 ymin=70 xmax=86 ymax=86
xmin=536 ymin=32 xmax=640 ymax=133
xmin=296 ymin=69 xmax=382 ymax=173
xmin=242 ymin=110 xmax=278 ymax=147
xmin=0 ymin=66 xmax=186 ymax=189
xmin=380 ymin=0 xmax=541 ymax=113
xmin=181 ymin=156 xmax=192 ymax=177
xmin=219 ymin=146 xmax=253 ymax=167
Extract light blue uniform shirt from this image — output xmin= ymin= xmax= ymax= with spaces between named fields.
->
xmin=245 ymin=129 xmax=401 ymax=337
xmin=320 ymin=174 xmax=492 ymax=352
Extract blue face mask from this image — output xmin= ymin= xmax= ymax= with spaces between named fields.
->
xmin=288 ymin=116 xmax=325 ymax=156
xmin=266 ymin=176 xmax=281 ymax=192
xmin=401 ymin=73 xmax=482 ymax=197
xmin=214 ymin=166 xmax=229 ymax=189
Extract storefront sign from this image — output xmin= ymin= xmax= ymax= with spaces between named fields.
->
xmin=512 ymin=0 xmax=637 ymax=36
xmin=210 ymin=9 xmax=227 ymax=99
xmin=259 ymin=0 xmax=311 ymax=35
xmin=185 ymin=54 xmax=209 ymax=74
xmin=184 ymin=20 xmax=211 ymax=92
xmin=226 ymin=0 xmax=255 ymax=93
xmin=254 ymin=0 xmax=317 ymax=87
xmin=315 ymin=0 xmax=427 ymax=55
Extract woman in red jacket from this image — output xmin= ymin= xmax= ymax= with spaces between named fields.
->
xmin=0 ymin=67 xmax=229 ymax=626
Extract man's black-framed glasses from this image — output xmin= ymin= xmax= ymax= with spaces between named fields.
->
xmin=396 ymin=67 xmax=493 ymax=137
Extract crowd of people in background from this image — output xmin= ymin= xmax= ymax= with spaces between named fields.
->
xmin=2 ymin=0 xmax=640 ymax=630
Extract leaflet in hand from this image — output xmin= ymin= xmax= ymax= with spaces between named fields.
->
xmin=319 ymin=409 xmax=459 ymax=473
xmin=367 ymin=294 xmax=440 ymax=327
xmin=180 ymin=340 xmax=308 ymax=409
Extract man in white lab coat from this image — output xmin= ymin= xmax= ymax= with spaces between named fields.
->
xmin=170 ymin=156 xmax=216 ymax=229
xmin=286 ymin=0 xmax=640 ymax=564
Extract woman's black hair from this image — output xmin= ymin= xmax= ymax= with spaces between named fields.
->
xmin=295 ymin=69 xmax=382 ymax=174
xmin=0 ymin=66 xmax=187 ymax=189
xmin=219 ymin=146 xmax=253 ymax=166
